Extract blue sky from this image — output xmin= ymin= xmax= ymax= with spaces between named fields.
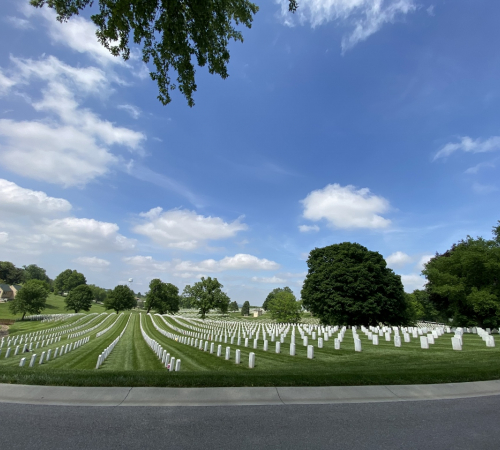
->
xmin=1 ymin=0 xmax=499 ymax=305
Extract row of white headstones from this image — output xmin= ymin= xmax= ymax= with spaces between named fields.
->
xmin=95 ymin=314 xmax=131 ymax=369
xmin=1 ymin=314 xmax=127 ymax=368
xmin=17 ymin=336 xmax=90 ymax=367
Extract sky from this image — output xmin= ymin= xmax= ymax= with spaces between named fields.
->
xmin=1 ymin=0 xmax=499 ymax=305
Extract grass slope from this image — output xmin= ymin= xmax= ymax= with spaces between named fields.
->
xmin=0 ymin=293 xmax=107 ymax=320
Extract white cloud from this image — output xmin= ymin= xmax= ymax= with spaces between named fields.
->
xmin=122 ymin=256 xmax=171 ymax=272
xmin=301 ymin=183 xmax=391 ymax=229
xmin=11 ymin=55 xmax=108 ymax=95
xmin=464 ymin=161 xmax=495 ymax=174
xmin=73 ymin=256 xmax=111 ymax=268
xmin=434 ymin=136 xmax=500 ymax=160
xmin=6 ymin=16 xmax=33 ymax=29
xmin=0 ymin=232 xmax=8 ymax=244
xmin=219 ymin=254 xmax=280 ymax=270
xmin=0 ymin=69 xmax=16 ymax=95
xmin=0 ymin=178 xmax=71 ymax=216
xmin=118 ymin=104 xmax=141 ymax=119
xmin=175 ymin=254 xmax=279 ymax=272
xmin=37 ymin=217 xmax=135 ymax=252
xmin=0 ymin=119 xmax=117 ymax=188
xmin=298 ymin=224 xmax=320 ymax=232
xmin=276 ymin=0 xmax=416 ymax=52
xmin=30 ymin=7 xmax=126 ymax=67
xmin=400 ymin=274 xmax=426 ymax=293
xmin=133 ymin=208 xmax=248 ymax=249
xmin=0 ymin=56 xmax=145 ymax=187
xmin=472 ymin=183 xmax=498 ymax=194
xmin=251 ymin=276 xmax=286 ymax=283
xmin=123 ymin=254 xmax=279 ymax=273
xmin=385 ymin=251 xmax=412 ymax=268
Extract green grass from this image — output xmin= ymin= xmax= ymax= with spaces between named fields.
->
xmin=1 ymin=314 xmax=500 ymax=387
xmin=0 ymin=293 xmax=108 ymax=320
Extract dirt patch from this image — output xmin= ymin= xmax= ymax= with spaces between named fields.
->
xmin=0 ymin=325 xmax=9 ymax=338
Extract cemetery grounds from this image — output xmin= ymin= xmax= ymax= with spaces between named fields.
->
xmin=0 ymin=303 xmax=499 ymax=387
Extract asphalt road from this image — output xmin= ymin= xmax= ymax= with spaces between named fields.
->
xmin=1 ymin=396 xmax=499 ymax=449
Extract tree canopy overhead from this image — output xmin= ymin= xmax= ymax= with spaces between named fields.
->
xmin=31 ymin=0 xmax=297 ymax=107
xmin=301 ymin=242 xmax=410 ymax=326
xmin=422 ymin=221 xmax=500 ymax=328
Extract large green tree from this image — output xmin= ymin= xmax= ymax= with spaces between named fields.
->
xmin=145 ymin=279 xmax=180 ymax=314
xmin=54 ymin=269 xmax=86 ymax=294
xmin=229 ymin=300 xmax=239 ymax=312
xmin=268 ymin=290 xmax=302 ymax=323
xmin=422 ymin=221 xmax=500 ymax=328
xmin=241 ymin=300 xmax=250 ymax=316
xmin=263 ymin=286 xmax=293 ymax=311
xmin=65 ymin=284 xmax=94 ymax=313
xmin=22 ymin=264 xmax=51 ymax=284
xmin=104 ymin=285 xmax=137 ymax=313
xmin=183 ymin=277 xmax=230 ymax=318
xmin=0 ymin=261 xmax=24 ymax=285
xmin=8 ymin=280 xmax=50 ymax=320
xmin=88 ymin=284 xmax=108 ymax=303
xmin=301 ymin=242 xmax=410 ymax=326
xmin=30 ymin=0 xmax=297 ymax=107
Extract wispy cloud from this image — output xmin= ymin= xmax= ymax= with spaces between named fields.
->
xmin=276 ymin=0 xmax=417 ymax=53
xmin=434 ymin=136 xmax=500 ymax=160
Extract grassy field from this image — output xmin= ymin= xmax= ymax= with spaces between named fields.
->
xmin=1 ymin=312 xmax=500 ymax=387
xmin=0 ymin=293 xmax=107 ymax=320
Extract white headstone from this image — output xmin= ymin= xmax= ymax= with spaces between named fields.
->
xmin=249 ymin=352 xmax=255 ymax=368
xmin=354 ymin=339 xmax=362 ymax=352
xmin=420 ymin=336 xmax=429 ymax=349
xmin=290 ymin=343 xmax=295 ymax=356
xmin=276 ymin=342 xmax=281 ymax=353
xmin=451 ymin=337 xmax=462 ymax=350
xmin=307 ymin=345 xmax=314 ymax=359
xmin=235 ymin=349 xmax=241 ymax=364
xmin=394 ymin=335 xmax=401 ymax=347
xmin=372 ymin=335 xmax=379 ymax=345
xmin=225 ymin=347 xmax=231 ymax=360
xmin=334 ymin=338 xmax=340 ymax=350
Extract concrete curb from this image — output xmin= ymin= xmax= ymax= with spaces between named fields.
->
xmin=1 ymin=380 xmax=500 ymax=406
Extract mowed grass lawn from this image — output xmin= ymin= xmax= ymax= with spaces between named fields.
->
xmin=1 ymin=312 xmax=500 ymax=387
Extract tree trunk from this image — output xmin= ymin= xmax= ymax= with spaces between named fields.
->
xmin=21 ymin=312 xmax=26 ymax=320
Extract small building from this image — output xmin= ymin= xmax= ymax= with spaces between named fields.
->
xmin=0 ymin=284 xmax=22 ymax=302
xmin=252 ymin=309 xmax=263 ymax=318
